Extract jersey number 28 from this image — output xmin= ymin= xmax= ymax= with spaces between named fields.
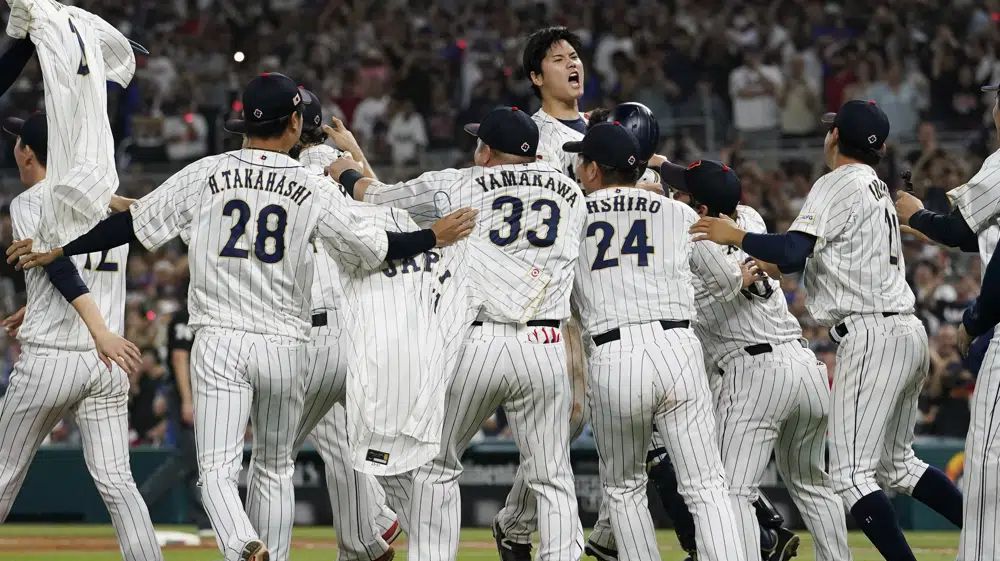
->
xmin=219 ymin=199 xmax=288 ymax=263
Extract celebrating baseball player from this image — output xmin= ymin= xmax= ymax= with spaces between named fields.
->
xmin=895 ymin=81 xmax=1000 ymax=561
xmin=326 ymin=105 xmax=584 ymax=561
xmin=10 ymin=73 xmax=477 ymax=561
xmin=0 ymin=113 xmax=162 ymax=561
xmin=690 ymin=100 xmax=963 ymax=561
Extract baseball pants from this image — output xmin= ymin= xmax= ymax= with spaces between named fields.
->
xmin=586 ymin=322 xmax=743 ymax=561
xmin=408 ymin=321 xmax=583 ymax=561
xmin=957 ymin=329 xmax=1000 ymax=561
xmin=191 ymin=328 xmax=304 ymax=561
xmin=0 ymin=346 xmax=162 ymax=561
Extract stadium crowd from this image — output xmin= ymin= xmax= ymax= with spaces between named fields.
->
xmin=1 ymin=0 xmax=996 ymax=445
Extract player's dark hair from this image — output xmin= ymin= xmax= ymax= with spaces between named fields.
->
xmin=582 ymin=155 xmax=642 ymax=186
xmin=246 ymin=108 xmax=303 ymax=140
xmin=24 ymin=140 xmax=45 ymax=167
xmin=585 ymin=108 xmax=611 ymax=130
xmin=522 ymin=26 xmax=584 ymax=99
xmin=299 ymin=127 xmax=328 ymax=147
xmin=837 ymin=138 xmax=881 ymax=167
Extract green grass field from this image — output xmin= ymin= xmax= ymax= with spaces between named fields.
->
xmin=0 ymin=524 xmax=961 ymax=560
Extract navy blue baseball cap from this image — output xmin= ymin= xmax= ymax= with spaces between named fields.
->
xmin=821 ymin=99 xmax=890 ymax=154
xmin=563 ymin=121 xmax=641 ymax=171
xmin=3 ymin=112 xmax=47 ymax=163
xmin=464 ymin=106 xmax=539 ymax=157
xmin=660 ymin=159 xmax=742 ymax=215
xmin=225 ymin=73 xmax=305 ymax=134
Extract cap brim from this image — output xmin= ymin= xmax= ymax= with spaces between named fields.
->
xmin=224 ymin=119 xmax=247 ymax=135
xmin=659 ymin=161 xmax=688 ymax=192
xmin=562 ymin=140 xmax=584 ymax=153
xmin=2 ymin=117 xmax=24 ymax=136
xmin=820 ymin=112 xmax=837 ymax=125
xmin=463 ymin=123 xmax=480 ymax=137
xmin=982 ymin=84 xmax=1000 ymax=93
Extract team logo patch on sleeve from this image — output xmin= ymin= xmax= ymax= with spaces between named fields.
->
xmin=797 ymin=212 xmax=816 ymax=223
xmin=366 ymin=449 xmax=390 ymax=465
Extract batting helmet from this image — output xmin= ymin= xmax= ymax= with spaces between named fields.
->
xmin=301 ymin=89 xmax=323 ymax=133
xmin=608 ymin=102 xmax=660 ymax=161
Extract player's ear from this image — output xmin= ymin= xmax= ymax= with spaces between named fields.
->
xmin=529 ymin=70 xmax=544 ymax=89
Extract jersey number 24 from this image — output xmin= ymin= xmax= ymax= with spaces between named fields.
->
xmin=219 ymin=199 xmax=288 ymax=263
xmin=587 ymin=220 xmax=654 ymax=270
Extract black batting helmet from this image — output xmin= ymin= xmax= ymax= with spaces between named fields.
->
xmin=609 ymin=102 xmax=660 ymax=161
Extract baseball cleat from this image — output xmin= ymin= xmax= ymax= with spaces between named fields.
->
xmin=584 ymin=539 xmax=619 ymax=561
xmin=491 ymin=518 xmax=531 ymax=561
xmin=239 ymin=539 xmax=269 ymax=561
xmin=381 ymin=520 xmax=402 ymax=545
xmin=768 ymin=528 xmax=800 ymax=561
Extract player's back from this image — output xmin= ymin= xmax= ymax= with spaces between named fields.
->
xmin=573 ymin=188 xmax=695 ymax=335
xmin=693 ymin=205 xmax=801 ymax=365
xmin=12 ymin=180 xmax=126 ymax=351
xmin=790 ymin=163 xmax=915 ymax=325
xmin=367 ymin=161 xmax=584 ymax=320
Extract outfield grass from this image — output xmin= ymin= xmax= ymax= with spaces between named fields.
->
xmin=0 ymin=524 xmax=961 ymax=560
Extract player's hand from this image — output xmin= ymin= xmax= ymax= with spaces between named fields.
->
xmin=323 ymin=117 xmax=364 ymax=159
xmin=93 ymin=329 xmax=142 ymax=375
xmin=894 ymin=191 xmax=924 ymax=225
xmin=109 ymin=195 xmax=137 ymax=214
xmin=2 ymin=306 xmax=25 ymax=338
xmin=16 ymin=247 xmax=63 ymax=271
xmin=635 ymin=181 xmax=665 ymax=195
xmin=740 ymin=258 xmax=764 ymax=288
xmin=689 ymin=215 xmax=745 ymax=246
xmin=431 ymin=208 xmax=478 ymax=247
xmin=647 ymin=154 xmax=669 ymax=168
xmin=5 ymin=238 xmax=34 ymax=266
xmin=957 ymin=324 xmax=973 ymax=358
xmin=180 ymin=399 xmax=195 ymax=426
xmin=325 ymin=155 xmax=363 ymax=183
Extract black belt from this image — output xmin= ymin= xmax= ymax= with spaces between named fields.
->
xmin=832 ymin=312 xmax=897 ymax=339
xmin=593 ymin=320 xmax=690 ymax=347
xmin=743 ymin=340 xmax=808 ymax=356
xmin=471 ymin=319 xmax=561 ymax=328
xmin=312 ymin=312 xmax=328 ymax=327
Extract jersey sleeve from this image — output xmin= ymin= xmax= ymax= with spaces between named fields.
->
xmin=9 ymin=189 xmax=42 ymax=242
xmin=65 ymin=6 xmax=135 ymax=87
xmin=689 ymin=240 xmax=743 ymax=302
xmin=464 ymin=237 xmax=551 ymax=323
xmin=316 ymin=188 xmax=390 ymax=272
xmin=131 ymin=162 xmax=205 ymax=251
xmin=947 ymin=153 xmax=1000 ymax=234
xmin=363 ymin=169 xmax=464 ymax=227
xmin=788 ymin=175 xmax=860 ymax=249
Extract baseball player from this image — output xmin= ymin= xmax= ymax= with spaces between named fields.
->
xmin=327 ymin=105 xmax=584 ymax=561
xmin=10 ymin=73 xmax=476 ymax=561
xmin=223 ymin=89 xmax=399 ymax=561
xmin=567 ymin=122 xmax=743 ymax=561
xmin=2 ymin=0 xmax=139 ymax=247
xmin=0 ymin=113 xmax=163 ymax=561
xmin=895 ymin=81 xmax=1000 ymax=561
xmin=691 ymin=100 xmax=963 ymax=561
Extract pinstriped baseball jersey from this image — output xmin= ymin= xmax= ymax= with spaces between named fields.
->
xmin=947 ymin=148 xmax=1000 ymax=270
xmin=15 ymin=0 xmax=136 ymax=248
xmin=693 ymin=205 xmax=802 ymax=366
xmin=11 ymin=179 xmax=126 ymax=350
xmin=573 ymin=188 xmax=738 ymax=334
xmin=363 ymin=161 xmax=583 ymax=321
xmin=130 ymin=148 xmax=388 ymax=340
xmin=533 ymin=109 xmax=584 ymax=180
xmin=789 ymin=163 xmax=915 ymax=326
xmin=343 ymin=219 xmax=549 ymax=475
xmin=299 ymin=144 xmax=350 ymax=316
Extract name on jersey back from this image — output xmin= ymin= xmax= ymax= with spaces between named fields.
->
xmin=585 ymin=192 xmax=662 ymax=214
xmin=474 ymin=169 xmax=579 ymax=206
xmin=208 ymin=168 xmax=313 ymax=206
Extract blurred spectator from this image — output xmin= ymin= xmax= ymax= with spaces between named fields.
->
xmin=387 ymin=97 xmax=428 ymax=166
xmin=779 ymin=55 xmax=820 ymax=137
xmin=129 ymin=348 xmax=169 ymax=446
xmin=865 ymin=61 xmax=924 ymax=141
xmin=729 ymin=48 xmax=782 ymax=148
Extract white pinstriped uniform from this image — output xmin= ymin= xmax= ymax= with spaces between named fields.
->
xmin=788 ymin=163 xmax=929 ymax=510
xmin=533 ymin=109 xmax=585 ymax=181
xmin=573 ymin=188 xmax=743 ymax=561
xmin=945 ymin=148 xmax=1000 ymax=561
xmin=129 ymin=148 xmax=390 ymax=561
xmin=698 ymin=206 xmax=849 ymax=561
xmin=1 ymin=179 xmax=161 ymax=561
xmin=6 ymin=0 xmax=135 ymax=248
xmin=364 ymin=161 xmax=584 ymax=560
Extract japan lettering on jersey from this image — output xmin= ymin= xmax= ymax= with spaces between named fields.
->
xmin=948 ymin=148 xmax=1000 ymax=269
xmin=130 ymin=148 xmax=388 ymax=340
xmin=573 ymin=188 xmax=740 ymax=335
xmin=364 ymin=161 xmax=584 ymax=320
xmin=299 ymin=143 xmax=351 ymax=316
xmin=533 ymin=109 xmax=585 ymax=181
xmin=342 ymin=211 xmax=549 ymax=475
xmin=692 ymin=205 xmax=802 ymax=366
xmin=789 ymin=163 xmax=915 ymax=326
xmin=11 ymin=178 xmax=126 ymax=351
xmin=16 ymin=0 xmax=136 ymax=247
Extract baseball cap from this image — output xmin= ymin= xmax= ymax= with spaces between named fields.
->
xmin=982 ymin=83 xmax=1000 ymax=93
xmin=821 ymin=99 xmax=890 ymax=153
xmin=224 ymin=73 xmax=305 ymax=134
xmin=562 ymin=121 xmax=641 ymax=171
xmin=660 ymin=159 xmax=741 ymax=215
xmin=463 ymin=106 xmax=539 ymax=157
xmin=3 ymin=113 xmax=47 ymax=163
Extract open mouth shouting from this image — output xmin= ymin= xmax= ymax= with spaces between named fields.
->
xmin=568 ymin=70 xmax=581 ymax=88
